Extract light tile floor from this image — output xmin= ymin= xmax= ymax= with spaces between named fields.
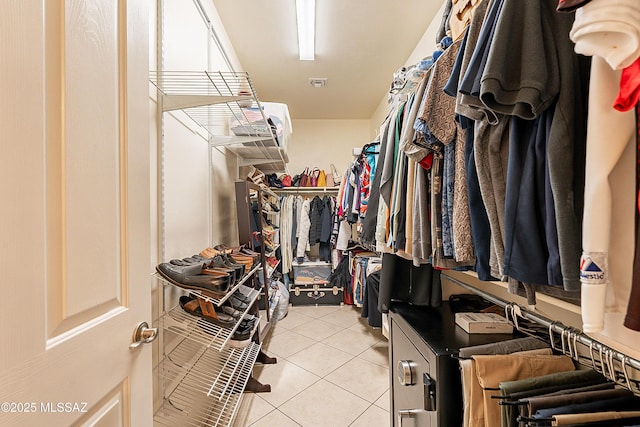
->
xmin=233 ymin=304 xmax=390 ymax=427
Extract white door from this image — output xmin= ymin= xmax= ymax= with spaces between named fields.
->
xmin=0 ymin=0 xmax=152 ymax=426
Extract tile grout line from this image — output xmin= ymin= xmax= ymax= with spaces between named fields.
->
xmin=276 ymin=408 xmax=304 ymax=426
xmin=283 ymin=347 xmax=358 ymax=381
xmin=252 ymin=358 xmax=323 ymax=409
xmin=371 ymin=387 xmax=391 ymax=410
xmin=256 ymin=304 xmax=390 ymax=426
xmin=346 ymin=402 xmax=378 ymax=427
xmin=320 ymin=361 xmax=390 ymax=405
xmin=288 ymin=305 xmax=389 ymax=398
xmin=246 ymin=404 xmax=277 ymax=427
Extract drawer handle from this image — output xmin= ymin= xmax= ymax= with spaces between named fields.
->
xmin=398 ymin=409 xmax=420 ymax=426
xmin=397 ymin=360 xmax=416 ymax=386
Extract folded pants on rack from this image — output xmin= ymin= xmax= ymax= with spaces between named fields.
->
xmin=527 ymin=388 xmax=631 ymax=418
xmin=552 ymin=410 xmax=640 ymax=426
xmin=463 ymin=348 xmax=554 ymax=427
xmin=458 ymin=336 xmax=550 ymax=358
xmin=534 ymin=394 xmax=640 ymax=420
xmin=459 ymin=340 xmax=552 ymax=427
xmin=500 ymin=369 xmax=612 ymax=426
xmin=473 ymin=354 xmax=575 ymax=427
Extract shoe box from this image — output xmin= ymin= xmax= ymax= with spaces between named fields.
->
xmin=290 ymin=261 xmax=342 ymax=306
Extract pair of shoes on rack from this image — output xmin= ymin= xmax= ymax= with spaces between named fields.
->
xmin=178 ymin=294 xmax=236 ymax=327
xmin=266 ymin=256 xmax=279 ymax=269
xmin=264 ymin=239 xmax=278 ymax=253
xmin=262 ymin=202 xmax=274 ymax=213
xmin=264 ymin=198 xmax=280 ymax=212
xmin=194 ymin=246 xmax=251 ymax=283
xmin=160 ymin=253 xmax=249 ymax=296
xmin=262 ymin=225 xmax=277 ymax=235
xmin=200 ymin=247 xmax=225 ymax=258
xmin=247 ymin=166 xmax=266 ymax=186
xmin=206 ymin=255 xmax=245 ymax=283
xmin=188 ymin=251 xmax=254 ymax=284
xmin=229 ymin=317 xmax=259 ymax=347
xmin=179 ymin=291 xmax=256 ymax=328
xmin=156 ymin=262 xmax=230 ymax=297
xmin=237 ymin=244 xmax=260 ymax=256
xmin=231 ymin=253 xmax=256 ymax=270
xmin=209 ymin=245 xmax=261 ymax=264
xmin=168 ymin=255 xmax=237 ymax=290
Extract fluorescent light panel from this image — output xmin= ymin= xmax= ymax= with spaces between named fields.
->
xmin=296 ymin=0 xmax=315 ymax=60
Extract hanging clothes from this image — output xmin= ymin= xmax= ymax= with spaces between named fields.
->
xmin=361 ymin=269 xmax=383 ymax=327
xmin=295 ymin=198 xmax=311 ymax=262
xmin=308 ymin=196 xmax=323 ymax=246
xmin=350 ymin=0 xmax=597 ymax=321
xmin=280 ymin=195 xmax=294 ymax=275
xmin=318 ymin=196 xmax=334 ymax=262
xmin=377 ymin=252 xmax=442 ymax=313
xmin=361 ymin=118 xmax=391 ymax=245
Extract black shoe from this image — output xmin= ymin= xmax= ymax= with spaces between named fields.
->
xmin=220 ymin=305 xmax=243 ymax=319
xmin=233 ymin=290 xmax=251 ymax=304
xmin=228 ymin=294 xmax=250 ymax=310
xmin=156 ymin=263 xmax=229 ymax=296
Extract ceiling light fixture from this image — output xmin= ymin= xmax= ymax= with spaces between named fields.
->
xmin=295 ymin=0 xmax=316 ymax=60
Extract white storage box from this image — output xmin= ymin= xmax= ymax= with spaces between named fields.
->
xmin=455 ymin=312 xmax=514 ymax=334
xmin=292 ymin=261 xmax=332 ymax=285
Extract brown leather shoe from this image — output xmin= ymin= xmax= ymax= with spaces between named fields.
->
xmin=179 ymin=295 xmax=235 ymax=327
xmin=200 ymin=247 xmax=223 ymax=258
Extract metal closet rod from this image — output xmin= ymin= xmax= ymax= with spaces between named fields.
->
xmin=442 ymin=274 xmax=640 ymax=373
xmin=272 ymin=187 xmax=339 ymax=193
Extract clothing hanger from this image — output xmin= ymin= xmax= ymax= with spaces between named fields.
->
xmin=505 ymin=302 xmax=548 ymax=337
xmin=561 ymin=327 xmax=570 ymax=356
xmin=589 ymin=339 xmax=605 ymax=375
xmin=549 ymin=321 xmax=560 ymax=352
xmin=603 ymin=347 xmax=616 ymax=382
xmin=497 ymin=399 xmax=528 ymax=406
xmin=360 ymin=142 xmax=380 ymax=155
xmin=622 ymin=355 xmax=633 ymax=392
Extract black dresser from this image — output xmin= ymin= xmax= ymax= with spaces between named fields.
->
xmin=389 ymin=302 xmax=519 ymax=427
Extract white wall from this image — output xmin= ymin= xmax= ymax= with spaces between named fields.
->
xmin=369 ymin=0 xmax=447 ymax=138
xmin=150 ymin=0 xmax=243 ymax=268
xmin=288 ymin=119 xmax=372 ymax=178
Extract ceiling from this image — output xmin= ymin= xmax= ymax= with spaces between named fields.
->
xmin=211 ymin=0 xmax=443 ymax=120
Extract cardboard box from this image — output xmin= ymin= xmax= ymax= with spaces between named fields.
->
xmin=455 ymin=312 xmax=514 ymax=334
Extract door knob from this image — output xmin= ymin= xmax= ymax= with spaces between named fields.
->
xmin=130 ymin=322 xmax=158 ymax=349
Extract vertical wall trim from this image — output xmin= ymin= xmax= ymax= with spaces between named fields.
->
xmin=156 ymin=0 xmax=165 ymax=264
